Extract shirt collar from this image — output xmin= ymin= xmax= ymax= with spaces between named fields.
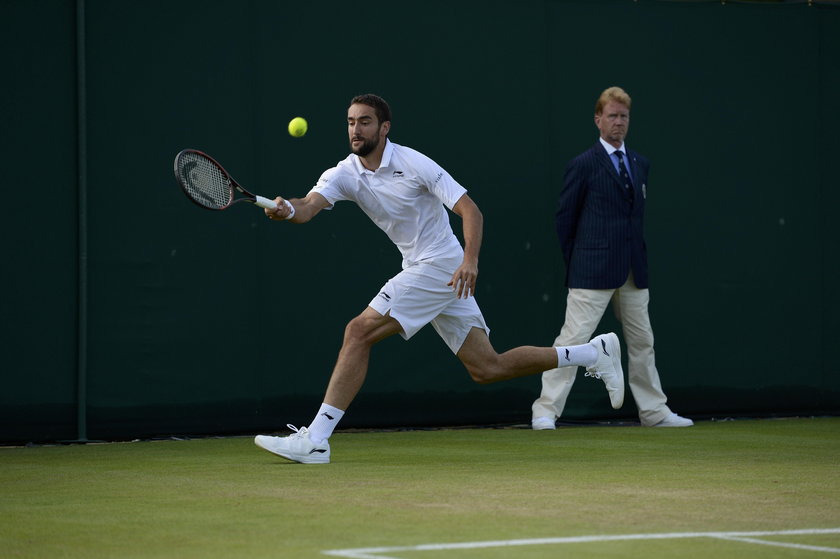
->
xmin=352 ymin=139 xmax=394 ymax=175
xmin=380 ymin=139 xmax=394 ymax=168
xmin=599 ymin=137 xmax=626 ymax=157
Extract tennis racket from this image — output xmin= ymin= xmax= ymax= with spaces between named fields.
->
xmin=173 ymin=149 xmax=278 ymax=211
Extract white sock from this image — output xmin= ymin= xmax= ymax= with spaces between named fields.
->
xmin=307 ymin=403 xmax=345 ymax=443
xmin=555 ymin=343 xmax=598 ymax=368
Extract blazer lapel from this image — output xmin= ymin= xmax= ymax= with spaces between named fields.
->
xmin=627 ymin=150 xmax=640 ymax=185
xmin=627 ymin=149 xmax=644 ymax=200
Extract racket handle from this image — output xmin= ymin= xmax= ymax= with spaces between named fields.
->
xmin=255 ymin=195 xmax=278 ymax=210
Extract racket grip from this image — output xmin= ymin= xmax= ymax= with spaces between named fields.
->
xmin=255 ymin=195 xmax=278 ymax=210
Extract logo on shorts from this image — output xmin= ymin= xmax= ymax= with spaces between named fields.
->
xmin=378 ymin=292 xmax=391 ymax=301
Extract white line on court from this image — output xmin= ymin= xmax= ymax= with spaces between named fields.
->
xmin=713 ymin=534 xmax=840 ymax=554
xmin=322 ymin=528 xmax=840 ymax=558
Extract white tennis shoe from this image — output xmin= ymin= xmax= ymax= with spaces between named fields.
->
xmin=254 ymin=425 xmax=330 ymax=464
xmin=584 ymin=332 xmax=625 ymax=409
xmin=532 ymin=416 xmax=557 ymax=430
xmin=651 ymin=413 xmax=694 ymax=427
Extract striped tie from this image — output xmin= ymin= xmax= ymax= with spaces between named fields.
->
xmin=615 ymin=150 xmax=634 ymax=194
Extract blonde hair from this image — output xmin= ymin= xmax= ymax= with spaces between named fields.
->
xmin=595 ymin=86 xmax=632 ymax=115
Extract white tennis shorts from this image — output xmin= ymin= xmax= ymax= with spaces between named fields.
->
xmin=368 ymin=254 xmax=490 ymax=354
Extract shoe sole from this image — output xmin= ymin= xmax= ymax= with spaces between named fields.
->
xmin=602 ymin=333 xmax=625 ymax=409
xmin=254 ymin=436 xmax=330 ymax=464
xmin=651 ymin=419 xmax=694 ymax=428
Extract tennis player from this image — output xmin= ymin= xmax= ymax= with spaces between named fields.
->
xmin=254 ymin=94 xmax=624 ymax=464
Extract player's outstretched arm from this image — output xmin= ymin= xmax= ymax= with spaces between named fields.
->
xmin=265 ymin=192 xmax=330 ymax=224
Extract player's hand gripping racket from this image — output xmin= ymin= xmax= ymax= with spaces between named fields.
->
xmin=173 ymin=149 xmax=279 ymax=211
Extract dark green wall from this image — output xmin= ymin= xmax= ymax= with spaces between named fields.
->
xmin=1 ymin=0 xmax=80 ymax=441
xmin=2 ymin=0 xmax=838 ymax=443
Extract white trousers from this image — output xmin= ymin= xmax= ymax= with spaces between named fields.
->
xmin=532 ymin=274 xmax=671 ymax=426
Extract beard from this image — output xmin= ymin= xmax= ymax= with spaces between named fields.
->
xmin=350 ymin=135 xmax=380 ymax=157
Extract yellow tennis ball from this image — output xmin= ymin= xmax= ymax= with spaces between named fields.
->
xmin=288 ymin=117 xmax=308 ymax=138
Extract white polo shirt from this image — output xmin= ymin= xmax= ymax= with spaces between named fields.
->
xmin=310 ymin=140 xmax=467 ymax=268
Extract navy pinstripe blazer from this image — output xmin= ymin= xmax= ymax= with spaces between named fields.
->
xmin=556 ymin=142 xmax=650 ymax=290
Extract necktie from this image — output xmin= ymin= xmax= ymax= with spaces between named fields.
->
xmin=615 ymin=151 xmax=634 ymax=194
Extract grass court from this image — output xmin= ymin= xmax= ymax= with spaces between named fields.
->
xmin=2 ymin=417 xmax=838 ymax=558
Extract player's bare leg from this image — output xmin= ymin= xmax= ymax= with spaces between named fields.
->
xmin=254 ymin=307 xmax=402 ymax=464
xmin=456 ymin=327 xmax=624 ymax=408
xmin=323 ymin=306 xmax=403 ymax=410
xmin=456 ymin=327 xmax=558 ymax=384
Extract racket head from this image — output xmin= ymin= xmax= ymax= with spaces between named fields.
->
xmin=173 ymin=149 xmax=235 ymax=210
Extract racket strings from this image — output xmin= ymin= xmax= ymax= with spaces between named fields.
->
xmin=177 ymin=153 xmax=232 ymax=210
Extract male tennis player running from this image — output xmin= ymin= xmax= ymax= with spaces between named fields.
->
xmin=254 ymin=94 xmax=624 ymax=464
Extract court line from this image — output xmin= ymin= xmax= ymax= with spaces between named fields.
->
xmin=322 ymin=528 xmax=840 ymax=558
xmin=713 ymin=534 xmax=840 ymax=554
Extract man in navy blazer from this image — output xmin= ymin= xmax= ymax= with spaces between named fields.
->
xmin=531 ymin=86 xmax=692 ymax=430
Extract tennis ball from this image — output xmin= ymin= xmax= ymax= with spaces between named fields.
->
xmin=288 ymin=117 xmax=308 ymax=138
